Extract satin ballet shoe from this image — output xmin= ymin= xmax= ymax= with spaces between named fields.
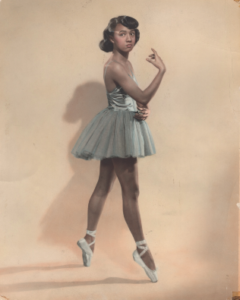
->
xmin=77 ymin=229 xmax=96 ymax=267
xmin=132 ymin=239 xmax=158 ymax=283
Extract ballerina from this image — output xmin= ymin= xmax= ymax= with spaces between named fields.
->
xmin=71 ymin=15 xmax=166 ymax=283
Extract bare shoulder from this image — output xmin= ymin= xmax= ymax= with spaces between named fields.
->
xmin=105 ymin=60 xmax=126 ymax=78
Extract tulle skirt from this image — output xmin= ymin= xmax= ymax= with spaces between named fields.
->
xmin=71 ymin=107 xmax=156 ymax=161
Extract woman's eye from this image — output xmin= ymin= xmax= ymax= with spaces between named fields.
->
xmin=119 ymin=32 xmax=135 ymax=37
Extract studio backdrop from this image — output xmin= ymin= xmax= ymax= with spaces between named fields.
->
xmin=0 ymin=0 xmax=239 ymax=299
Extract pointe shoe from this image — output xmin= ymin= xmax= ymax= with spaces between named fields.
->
xmin=132 ymin=239 xmax=158 ymax=283
xmin=77 ymin=229 xmax=96 ymax=267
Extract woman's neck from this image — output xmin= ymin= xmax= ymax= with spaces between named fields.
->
xmin=112 ymin=49 xmax=129 ymax=63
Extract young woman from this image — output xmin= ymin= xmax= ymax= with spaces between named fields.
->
xmin=71 ymin=15 xmax=166 ymax=283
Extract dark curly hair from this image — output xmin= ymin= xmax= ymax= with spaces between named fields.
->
xmin=99 ymin=16 xmax=140 ymax=52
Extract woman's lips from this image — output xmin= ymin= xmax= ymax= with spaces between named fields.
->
xmin=126 ymin=44 xmax=132 ymax=48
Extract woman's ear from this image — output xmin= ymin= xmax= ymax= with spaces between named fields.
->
xmin=109 ymin=37 xmax=114 ymax=44
xmin=109 ymin=34 xmax=114 ymax=44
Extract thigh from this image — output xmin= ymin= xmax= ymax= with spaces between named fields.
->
xmin=111 ymin=157 xmax=139 ymax=192
xmin=96 ymin=158 xmax=117 ymax=192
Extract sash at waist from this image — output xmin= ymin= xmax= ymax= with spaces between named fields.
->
xmin=107 ymin=105 xmax=138 ymax=112
xmin=107 ymin=95 xmax=138 ymax=112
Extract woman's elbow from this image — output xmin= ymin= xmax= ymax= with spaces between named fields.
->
xmin=135 ymin=97 xmax=150 ymax=106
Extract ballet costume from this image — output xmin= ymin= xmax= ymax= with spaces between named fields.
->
xmin=73 ymin=60 xmax=158 ymax=282
xmin=71 ymin=60 xmax=156 ymax=160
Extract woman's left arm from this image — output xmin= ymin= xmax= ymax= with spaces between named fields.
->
xmin=129 ymin=61 xmax=150 ymax=121
xmin=128 ymin=63 xmax=150 ymax=121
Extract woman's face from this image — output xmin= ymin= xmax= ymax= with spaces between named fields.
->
xmin=110 ymin=23 xmax=136 ymax=52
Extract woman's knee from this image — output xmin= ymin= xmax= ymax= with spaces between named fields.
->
xmin=122 ymin=184 xmax=140 ymax=200
xmin=94 ymin=174 xmax=116 ymax=197
xmin=93 ymin=181 xmax=111 ymax=197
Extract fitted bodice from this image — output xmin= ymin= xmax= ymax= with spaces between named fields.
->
xmin=104 ymin=60 xmax=138 ymax=112
xmin=106 ymin=74 xmax=138 ymax=112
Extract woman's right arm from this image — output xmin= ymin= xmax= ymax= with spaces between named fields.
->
xmin=111 ymin=48 xmax=166 ymax=106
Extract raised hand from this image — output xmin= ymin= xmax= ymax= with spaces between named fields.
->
xmin=146 ymin=48 xmax=166 ymax=74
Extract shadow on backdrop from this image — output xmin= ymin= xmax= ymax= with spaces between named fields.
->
xmin=39 ymin=81 xmax=129 ymax=263
xmin=0 ymin=277 xmax=150 ymax=293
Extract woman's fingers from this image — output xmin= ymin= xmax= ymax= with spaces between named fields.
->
xmin=151 ymin=48 xmax=160 ymax=59
xmin=151 ymin=48 xmax=156 ymax=55
xmin=147 ymin=49 xmax=158 ymax=63
xmin=151 ymin=48 xmax=158 ymax=55
xmin=134 ymin=115 xmax=147 ymax=121
xmin=146 ymin=48 xmax=166 ymax=72
xmin=137 ymin=107 xmax=147 ymax=114
xmin=135 ymin=107 xmax=149 ymax=120
xmin=146 ymin=57 xmax=154 ymax=63
xmin=134 ymin=110 xmax=148 ymax=120
xmin=134 ymin=114 xmax=141 ymax=120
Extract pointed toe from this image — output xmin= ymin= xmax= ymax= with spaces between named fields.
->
xmin=77 ymin=229 xmax=96 ymax=267
xmin=133 ymin=240 xmax=158 ymax=283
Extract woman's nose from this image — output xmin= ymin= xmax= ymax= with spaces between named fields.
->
xmin=126 ymin=33 xmax=132 ymax=41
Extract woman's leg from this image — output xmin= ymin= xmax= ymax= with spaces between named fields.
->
xmin=111 ymin=157 xmax=156 ymax=271
xmin=84 ymin=158 xmax=116 ymax=252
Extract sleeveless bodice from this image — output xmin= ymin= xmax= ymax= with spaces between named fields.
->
xmin=106 ymin=75 xmax=138 ymax=112
xmin=104 ymin=60 xmax=138 ymax=112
